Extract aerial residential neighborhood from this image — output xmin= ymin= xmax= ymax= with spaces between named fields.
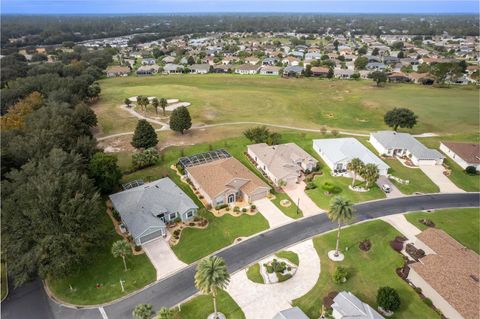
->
xmin=1 ymin=3 xmax=479 ymax=319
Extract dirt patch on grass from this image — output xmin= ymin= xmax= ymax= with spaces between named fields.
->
xmin=202 ymin=108 xmax=218 ymax=121
xmin=99 ymin=136 xmax=137 ymax=153
xmin=362 ymin=100 xmax=380 ymax=109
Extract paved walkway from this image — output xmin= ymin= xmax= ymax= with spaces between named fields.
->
xmin=227 ymin=240 xmax=320 ymax=319
xmin=283 ymin=182 xmax=323 ymax=216
xmin=376 ymin=176 xmax=404 ymax=198
xmin=254 ymin=198 xmax=293 ymax=228
xmin=419 ymin=165 xmax=464 ymax=193
xmin=142 ymin=238 xmax=187 ymax=280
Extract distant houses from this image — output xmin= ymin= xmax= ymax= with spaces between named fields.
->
xmin=440 ymin=142 xmax=480 ymax=171
xmin=136 ymin=65 xmax=160 ymax=76
xmin=106 ymin=65 xmax=130 ymax=77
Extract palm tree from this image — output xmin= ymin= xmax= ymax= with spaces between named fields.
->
xmin=157 ymin=307 xmax=173 ymax=319
xmin=133 ymin=303 xmax=154 ymax=319
xmin=151 ymin=98 xmax=159 ymax=114
xmin=328 ymin=196 xmax=354 ymax=257
xmin=142 ymin=96 xmax=150 ymax=114
xmin=194 ymin=255 xmax=230 ymax=319
xmin=346 ymin=158 xmax=364 ymax=187
xmin=111 ymin=239 xmax=131 ymax=271
xmin=159 ymin=98 xmax=168 ymax=116
xmin=360 ymin=163 xmax=380 ymax=188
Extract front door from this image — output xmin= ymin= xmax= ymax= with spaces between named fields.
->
xmin=227 ymin=194 xmax=235 ymax=204
xmin=158 ymin=213 xmax=166 ymax=223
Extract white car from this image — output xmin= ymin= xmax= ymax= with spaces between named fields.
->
xmin=382 ymin=184 xmax=391 ymax=193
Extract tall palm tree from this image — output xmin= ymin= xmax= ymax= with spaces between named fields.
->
xmin=328 ymin=196 xmax=354 ymax=257
xmin=160 ymin=98 xmax=168 ymax=116
xmin=360 ymin=163 xmax=380 ymax=188
xmin=194 ymin=255 xmax=230 ymax=319
xmin=157 ymin=307 xmax=173 ymax=319
xmin=151 ymin=98 xmax=159 ymax=114
xmin=346 ymin=158 xmax=364 ymax=187
xmin=111 ymin=239 xmax=131 ymax=271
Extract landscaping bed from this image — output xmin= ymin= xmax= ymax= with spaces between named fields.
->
xmin=261 ymin=257 xmax=297 ymax=284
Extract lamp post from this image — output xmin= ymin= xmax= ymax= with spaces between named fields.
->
xmin=296 ymin=197 xmax=300 ymax=215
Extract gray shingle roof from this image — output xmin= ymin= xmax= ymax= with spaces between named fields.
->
xmin=332 ymin=291 xmax=384 ymax=319
xmin=371 ymin=131 xmax=444 ymax=161
xmin=273 ymin=307 xmax=309 ymax=319
xmin=109 ymin=178 xmax=197 ymax=240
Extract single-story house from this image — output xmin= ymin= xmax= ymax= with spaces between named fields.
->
xmin=283 ymin=65 xmax=304 ymax=77
xmin=109 ymin=178 xmax=198 ymax=246
xmin=273 ymin=307 xmax=309 ymax=319
xmin=141 ymin=58 xmax=156 ymax=65
xmin=334 ymin=68 xmax=354 ymax=79
xmin=186 ymin=156 xmax=270 ymax=206
xmin=234 ymin=64 xmax=260 ymax=75
xmin=212 ymin=64 xmax=232 ymax=73
xmin=262 ymin=57 xmax=279 ymax=65
xmin=163 ymin=63 xmax=183 ymax=74
xmin=247 ymin=143 xmax=318 ymax=186
xmin=259 ymin=65 xmax=281 ymax=76
xmin=366 ymin=62 xmax=386 ymax=71
xmin=245 ymin=56 xmax=260 ymax=65
xmin=407 ymin=72 xmax=435 ymax=85
xmin=313 ymin=138 xmax=390 ymax=176
xmin=136 ymin=65 xmax=160 ymax=76
xmin=311 ymin=66 xmax=329 ymax=77
xmin=388 ymin=72 xmax=411 ymax=83
xmin=189 ymin=64 xmax=210 ymax=74
xmin=332 ymin=291 xmax=384 ymax=319
xmin=407 ymin=228 xmax=479 ymax=319
xmin=106 ymin=65 xmax=130 ymax=77
xmin=370 ymin=131 xmax=444 ymax=166
xmin=440 ymin=142 xmax=480 ymax=171
xmin=282 ymin=56 xmax=300 ymax=66
xmin=162 ymin=56 xmax=175 ymax=63
xmin=305 ymin=52 xmax=321 ymax=60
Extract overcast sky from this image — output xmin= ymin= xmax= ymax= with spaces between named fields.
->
xmin=2 ymin=0 xmax=479 ymax=14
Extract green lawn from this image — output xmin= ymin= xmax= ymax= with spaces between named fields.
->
xmin=442 ymin=157 xmax=480 ymax=192
xmin=306 ymin=173 xmax=386 ymax=210
xmin=172 ymin=209 xmax=269 ymax=264
xmin=404 ymin=208 xmax=480 ymax=253
xmin=246 ymin=263 xmax=264 ymax=284
xmin=1 ymin=260 xmax=7 ymax=301
xmin=175 ymin=290 xmax=245 ymax=319
xmin=275 ymin=250 xmax=299 ymax=266
xmin=48 ymin=210 xmax=156 ymax=305
xmin=382 ymin=158 xmax=440 ymax=194
xmin=95 ymin=75 xmax=479 ymax=137
xmin=272 ymin=192 xmax=303 ymax=219
xmin=293 ymin=220 xmax=439 ymax=319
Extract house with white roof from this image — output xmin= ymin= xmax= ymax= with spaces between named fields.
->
xmin=313 ymin=138 xmax=390 ymax=176
xmin=247 ymin=143 xmax=318 ymax=186
xmin=370 ymin=131 xmax=444 ymax=166
xmin=332 ymin=291 xmax=384 ymax=319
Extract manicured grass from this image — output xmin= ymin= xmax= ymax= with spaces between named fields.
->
xmin=246 ymin=263 xmax=264 ymax=284
xmin=442 ymin=157 xmax=480 ymax=192
xmin=272 ymin=192 xmax=303 ymax=219
xmin=404 ymin=209 xmax=480 ymax=253
xmin=382 ymin=158 xmax=440 ymax=194
xmin=95 ymin=74 xmax=479 ymax=137
xmin=306 ymin=173 xmax=385 ymax=210
xmin=293 ymin=220 xmax=439 ymax=319
xmin=172 ymin=209 xmax=269 ymax=264
xmin=48 ymin=210 xmax=156 ymax=305
xmin=175 ymin=289 xmax=245 ymax=319
xmin=275 ymin=250 xmax=299 ymax=266
xmin=1 ymin=260 xmax=7 ymax=301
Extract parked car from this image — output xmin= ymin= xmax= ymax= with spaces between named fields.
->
xmin=382 ymin=184 xmax=391 ymax=193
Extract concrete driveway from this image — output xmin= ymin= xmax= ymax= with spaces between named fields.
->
xmin=254 ymin=198 xmax=293 ymax=228
xmin=142 ymin=238 xmax=187 ymax=280
xmin=376 ymin=176 xmax=403 ymax=198
xmin=227 ymin=240 xmax=320 ymax=319
xmin=419 ymin=165 xmax=464 ymax=193
xmin=283 ymin=182 xmax=323 ymax=216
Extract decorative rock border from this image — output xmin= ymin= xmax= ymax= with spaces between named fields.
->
xmin=280 ymin=199 xmax=292 ymax=207
xmin=328 ymin=250 xmax=345 ymax=262
xmin=348 ymin=185 xmax=369 ymax=192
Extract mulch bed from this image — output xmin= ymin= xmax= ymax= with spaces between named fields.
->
xmin=359 ymin=239 xmax=372 ymax=252
xmin=323 ymin=291 xmax=339 ymax=309
xmin=419 ymin=218 xmax=435 ymax=227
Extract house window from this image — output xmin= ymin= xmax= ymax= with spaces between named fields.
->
xmin=169 ymin=213 xmax=176 ymax=220
xmin=187 ymin=211 xmax=194 ymax=218
xmin=227 ymin=194 xmax=235 ymax=203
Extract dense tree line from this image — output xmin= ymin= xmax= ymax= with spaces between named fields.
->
xmin=1 ymin=47 xmax=121 ymax=288
xmin=2 ymin=14 xmax=478 ymax=49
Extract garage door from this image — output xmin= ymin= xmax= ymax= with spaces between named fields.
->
xmin=249 ymin=190 xmax=268 ymax=202
xmin=418 ymin=160 xmax=437 ymax=166
xmin=140 ymin=229 xmax=164 ymax=245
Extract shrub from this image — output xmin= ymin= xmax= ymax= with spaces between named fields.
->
xmin=419 ymin=218 xmax=435 ymax=227
xmin=132 ymin=148 xmax=160 ymax=170
xmin=465 ymin=166 xmax=477 ymax=175
xmin=390 ymin=237 xmax=404 ymax=252
xmin=405 ymin=243 xmax=426 ymax=260
xmin=250 ymin=204 xmax=256 ymax=209
xmin=305 ymin=181 xmax=317 ymax=190
xmin=233 ymin=206 xmax=240 ymax=212
xmin=198 ymin=195 xmax=204 ymax=199
xmin=215 ymin=204 xmax=228 ymax=210
xmin=322 ymin=182 xmax=340 ymax=194
xmin=359 ymin=239 xmax=372 ymax=251
xmin=176 ymin=163 xmax=185 ymax=175
xmin=423 ymin=298 xmax=433 ymax=307
xmin=377 ymin=287 xmax=401 ymax=312
xmin=112 ymin=209 xmax=121 ymax=221
xmin=173 ymin=229 xmax=181 ymax=236
xmin=242 ymin=208 xmax=247 ymax=213
xmin=189 ymin=222 xmax=195 ymax=226
xmin=333 ymin=266 xmax=349 ymax=283
xmin=134 ymin=245 xmax=142 ymax=252
xmin=265 ymin=265 xmax=274 ymax=273
xmin=193 ymin=216 xmax=200 ymax=222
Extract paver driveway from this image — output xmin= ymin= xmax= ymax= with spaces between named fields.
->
xmin=227 ymin=240 xmax=320 ymax=319
xmin=283 ymin=182 xmax=323 ymax=216
xmin=142 ymin=238 xmax=187 ymax=280
xmin=419 ymin=165 xmax=464 ymax=193
xmin=254 ymin=198 xmax=293 ymax=228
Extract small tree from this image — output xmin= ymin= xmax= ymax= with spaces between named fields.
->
xmin=132 ymin=119 xmax=158 ymax=149
xmin=132 ymin=148 xmax=160 ymax=170
xmin=384 ymin=107 xmax=418 ymax=131
xmin=124 ymin=98 xmax=131 ymax=107
xmin=465 ymin=166 xmax=477 ymax=175
xmin=151 ymin=98 xmax=159 ymax=114
xmin=327 ymin=67 xmax=334 ymax=79
xmin=159 ymin=98 xmax=168 ymax=116
xmin=370 ymin=71 xmax=388 ymax=87
xmin=347 ymin=158 xmax=364 ymax=187
xmin=133 ymin=303 xmax=154 ymax=319
xmin=88 ymin=152 xmax=122 ymax=194
xmin=111 ymin=240 xmax=131 ymax=271
xmin=157 ymin=307 xmax=174 ymax=319
xmin=377 ymin=287 xmax=401 ymax=312
xmin=169 ymin=106 xmax=192 ymax=134
xmin=333 ymin=266 xmax=349 ymax=283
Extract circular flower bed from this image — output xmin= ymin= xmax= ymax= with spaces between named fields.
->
xmin=280 ymin=199 xmax=292 ymax=207
xmin=260 ymin=257 xmax=297 ymax=284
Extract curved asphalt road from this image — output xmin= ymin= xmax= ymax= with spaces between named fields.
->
xmin=3 ymin=193 xmax=479 ymax=319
